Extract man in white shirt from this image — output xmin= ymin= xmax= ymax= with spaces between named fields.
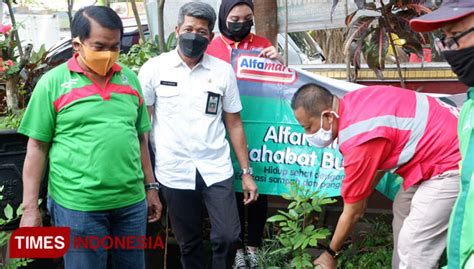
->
xmin=138 ymin=2 xmax=258 ymax=268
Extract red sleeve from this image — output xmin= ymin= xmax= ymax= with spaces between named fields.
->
xmin=341 ymin=138 xmax=392 ymax=203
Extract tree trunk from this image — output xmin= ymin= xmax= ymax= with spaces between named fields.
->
xmin=157 ymin=0 xmax=166 ymax=53
xmin=253 ymin=0 xmax=278 ymax=46
xmin=5 ymin=0 xmax=22 ymax=58
xmin=67 ymin=0 xmax=74 ymax=30
xmin=130 ymin=0 xmax=145 ymax=43
xmin=5 ymin=74 xmax=19 ymax=113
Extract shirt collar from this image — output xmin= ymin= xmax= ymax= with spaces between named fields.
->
xmin=67 ymin=53 xmax=122 ymax=74
xmin=220 ymin=33 xmax=254 ymax=47
xmin=468 ymin=87 xmax=474 ymax=100
xmin=170 ymin=48 xmax=211 ymax=70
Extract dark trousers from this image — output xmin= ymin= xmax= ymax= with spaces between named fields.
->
xmin=236 ymin=193 xmax=268 ymax=248
xmin=161 ymin=171 xmax=241 ymax=269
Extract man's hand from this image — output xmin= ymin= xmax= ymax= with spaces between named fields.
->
xmin=20 ymin=207 xmax=42 ymax=227
xmin=146 ymin=190 xmax=162 ymax=223
xmin=242 ymin=174 xmax=258 ymax=205
xmin=313 ymin=251 xmax=336 ymax=269
xmin=258 ymin=46 xmax=280 ymax=60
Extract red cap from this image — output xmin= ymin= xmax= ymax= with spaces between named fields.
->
xmin=410 ymin=0 xmax=474 ymax=32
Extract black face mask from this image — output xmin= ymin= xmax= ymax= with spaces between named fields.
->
xmin=226 ymin=20 xmax=253 ymax=42
xmin=178 ymin=32 xmax=209 ymax=59
xmin=443 ymin=46 xmax=474 ymax=87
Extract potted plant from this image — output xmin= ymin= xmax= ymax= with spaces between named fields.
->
xmin=265 ymin=183 xmax=337 ymax=268
xmin=332 ymin=0 xmax=432 ymax=87
xmin=0 ymin=22 xmax=30 ymax=233
xmin=0 ymin=186 xmax=33 ymax=269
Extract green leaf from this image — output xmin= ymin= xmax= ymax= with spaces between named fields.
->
xmin=16 ymin=205 xmax=23 ymax=216
xmin=287 ymin=221 xmax=298 ymax=230
xmin=288 ymin=201 xmax=297 ymax=209
xmin=319 ymin=198 xmax=337 ymax=205
xmin=4 ymin=204 xmax=13 ymax=220
xmin=276 ymin=210 xmax=293 ymax=219
xmin=302 ymin=237 xmax=310 ymax=250
xmin=365 ymin=20 xmax=388 ymax=79
xmin=303 ymin=225 xmax=315 ymax=234
xmin=313 ymin=205 xmax=322 ymax=212
xmin=267 ymin=215 xmax=287 ymax=222
xmin=344 ymin=16 xmax=378 ymax=53
xmin=289 ymin=209 xmax=298 ymax=219
xmin=278 ymin=237 xmax=292 ymax=248
xmin=293 ymin=234 xmax=306 ymax=250
xmin=282 ymin=193 xmax=292 ymax=201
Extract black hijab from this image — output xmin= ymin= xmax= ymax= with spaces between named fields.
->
xmin=218 ymin=0 xmax=254 ymax=40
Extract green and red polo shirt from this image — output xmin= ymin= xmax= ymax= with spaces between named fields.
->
xmin=448 ymin=87 xmax=474 ymax=268
xmin=18 ymin=55 xmax=151 ymax=211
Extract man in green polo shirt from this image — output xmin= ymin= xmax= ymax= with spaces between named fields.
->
xmin=18 ymin=6 xmax=162 ymax=269
xmin=410 ymin=1 xmax=474 ymax=268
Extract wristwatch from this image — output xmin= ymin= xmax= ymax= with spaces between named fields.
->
xmin=145 ymin=182 xmax=160 ymax=191
xmin=241 ymin=167 xmax=254 ymax=176
xmin=318 ymin=243 xmax=342 ymax=259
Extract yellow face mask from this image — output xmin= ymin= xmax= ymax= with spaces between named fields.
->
xmin=74 ymin=37 xmax=119 ymax=76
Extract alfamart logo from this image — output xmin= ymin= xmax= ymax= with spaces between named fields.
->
xmin=236 ymin=54 xmax=298 ymax=84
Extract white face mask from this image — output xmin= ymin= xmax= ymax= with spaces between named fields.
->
xmin=305 ymin=111 xmax=339 ymax=148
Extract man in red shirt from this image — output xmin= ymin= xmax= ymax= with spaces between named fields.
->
xmin=292 ymin=83 xmax=460 ymax=269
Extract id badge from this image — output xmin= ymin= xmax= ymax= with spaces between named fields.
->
xmin=205 ymin=92 xmax=220 ymax=115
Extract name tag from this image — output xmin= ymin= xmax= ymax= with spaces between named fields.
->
xmin=205 ymin=92 xmax=220 ymax=115
xmin=160 ymin=80 xmax=178 ymax=87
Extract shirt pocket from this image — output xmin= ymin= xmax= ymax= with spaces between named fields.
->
xmin=156 ymin=85 xmax=180 ymax=115
xmin=198 ymin=87 xmax=223 ymax=116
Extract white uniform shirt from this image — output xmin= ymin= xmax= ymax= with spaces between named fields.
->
xmin=139 ymin=49 xmax=242 ymax=190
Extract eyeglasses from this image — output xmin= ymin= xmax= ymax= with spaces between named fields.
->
xmin=435 ymin=27 xmax=474 ymax=51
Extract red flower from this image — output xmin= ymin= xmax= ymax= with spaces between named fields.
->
xmin=0 ymin=24 xmax=12 ymax=34
xmin=6 ymin=60 xmax=14 ymax=66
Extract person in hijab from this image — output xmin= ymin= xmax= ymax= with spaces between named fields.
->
xmin=207 ymin=1 xmax=282 ymax=268
xmin=207 ymin=0 xmax=282 ymax=63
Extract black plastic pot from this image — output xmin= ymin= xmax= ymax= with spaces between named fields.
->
xmin=0 ymin=129 xmax=28 ymax=231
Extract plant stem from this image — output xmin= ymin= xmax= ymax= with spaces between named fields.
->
xmin=386 ymin=22 xmax=406 ymax=88
xmin=157 ymin=0 xmax=166 ymax=53
xmin=6 ymin=0 xmax=22 ymax=58
xmin=5 ymin=74 xmax=19 ymax=113
xmin=130 ymin=0 xmax=145 ymax=43
xmin=67 ymin=0 xmax=74 ymax=29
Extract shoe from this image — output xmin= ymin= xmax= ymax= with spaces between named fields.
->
xmin=234 ymin=249 xmax=248 ymax=269
xmin=247 ymin=249 xmax=258 ymax=269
